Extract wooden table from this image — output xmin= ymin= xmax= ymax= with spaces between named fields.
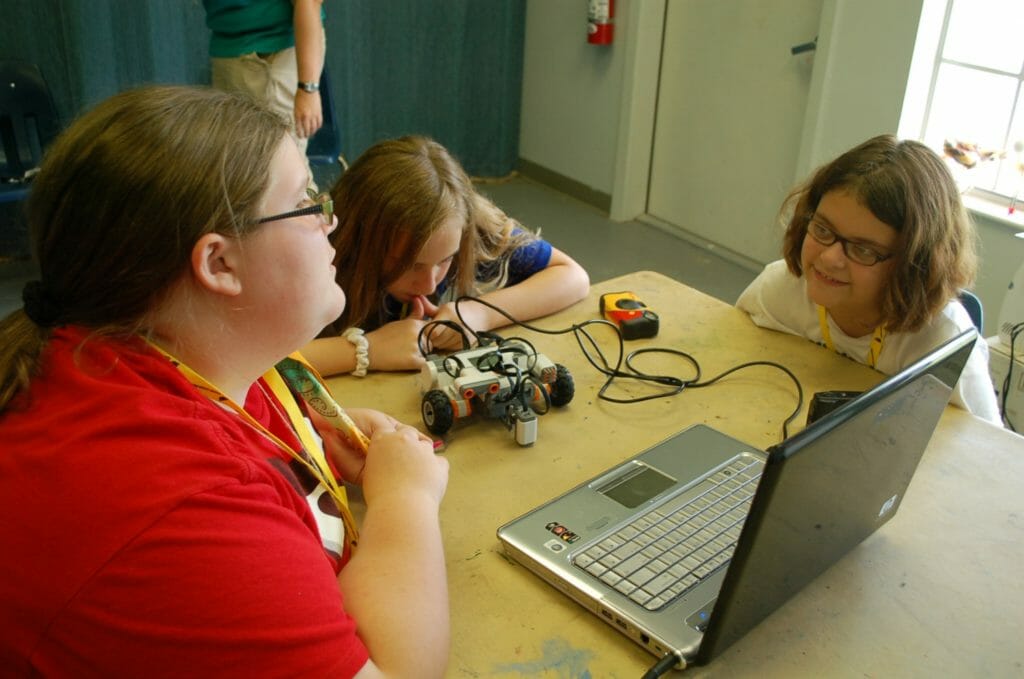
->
xmin=327 ymin=271 xmax=1024 ymax=678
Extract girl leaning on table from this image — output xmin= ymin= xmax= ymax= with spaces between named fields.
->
xmin=736 ymin=134 xmax=1000 ymax=425
xmin=300 ymin=134 xmax=590 ymax=377
xmin=0 ymin=85 xmax=450 ymax=678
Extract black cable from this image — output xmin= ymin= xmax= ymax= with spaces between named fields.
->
xmin=441 ymin=353 xmax=465 ymax=378
xmin=417 ymin=319 xmax=472 ymax=357
xmin=689 ymin=360 xmax=805 ymax=440
xmin=422 ymin=314 xmax=547 ymax=418
xmin=574 ymin=323 xmax=694 ymax=404
xmin=439 ymin=296 xmax=691 ymax=403
xmin=492 ymin=360 xmax=524 ymax=405
xmin=429 ymin=295 xmax=804 ymax=441
xmin=640 ymin=651 xmax=683 ymax=679
xmin=1000 ymin=321 xmax=1024 ymax=432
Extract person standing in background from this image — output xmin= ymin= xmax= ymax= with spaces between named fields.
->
xmin=204 ymin=0 xmax=326 ymax=187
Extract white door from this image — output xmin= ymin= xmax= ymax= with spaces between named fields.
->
xmin=647 ymin=0 xmax=822 ymax=267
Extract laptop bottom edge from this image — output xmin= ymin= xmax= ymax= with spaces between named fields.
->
xmin=499 ymin=540 xmax=706 ymax=666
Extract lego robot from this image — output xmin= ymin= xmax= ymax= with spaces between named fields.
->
xmin=417 ymin=338 xmax=574 ymax=446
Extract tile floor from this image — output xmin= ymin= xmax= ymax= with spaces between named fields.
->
xmin=0 ymin=175 xmax=759 ymax=319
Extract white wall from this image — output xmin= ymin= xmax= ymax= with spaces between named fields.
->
xmin=519 ymin=1 xmax=628 ymax=194
xmin=796 ymin=0 xmax=923 ymax=175
xmin=519 ymin=0 xmax=662 ymax=219
xmin=972 ymin=214 xmax=1024 ymax=336
xmin=518 ymin=0 xmax=1024 ymax=337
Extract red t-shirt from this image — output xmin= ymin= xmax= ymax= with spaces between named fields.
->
xmin=0 ymin=327 xmax=369 ymax=677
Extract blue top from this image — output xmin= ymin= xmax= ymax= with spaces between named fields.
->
xmin=375 ymin=234 xmax=553 ymax=328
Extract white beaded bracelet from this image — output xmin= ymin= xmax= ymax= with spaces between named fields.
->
xmin=342 ymin=327 xmax=370 ymax=377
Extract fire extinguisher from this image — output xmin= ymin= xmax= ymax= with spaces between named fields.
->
xmin=587 ymin=0 xmax=614 ymax=45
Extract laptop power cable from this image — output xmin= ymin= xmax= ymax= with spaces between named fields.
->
xmin=641 ymin=651 xmax=685 ymax=678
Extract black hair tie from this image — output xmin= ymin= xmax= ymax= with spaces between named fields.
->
xmin=22 ymin=280 xmax=63 ymax=327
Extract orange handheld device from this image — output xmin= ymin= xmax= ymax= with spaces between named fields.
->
xmin=599 ymin=291 xmax=659 ymax=340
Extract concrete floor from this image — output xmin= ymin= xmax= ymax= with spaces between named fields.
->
xmin=477 ymin=175 xmax=757 ymax=304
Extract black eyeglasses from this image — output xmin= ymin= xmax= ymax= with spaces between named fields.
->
xmin=806 ymin=218 xmax=893 ymax=266
xmin=257 ymin=189 xmax=334 ymax=226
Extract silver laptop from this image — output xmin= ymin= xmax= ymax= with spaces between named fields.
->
xmin=497 ymin=330 xmax=977 ymax=671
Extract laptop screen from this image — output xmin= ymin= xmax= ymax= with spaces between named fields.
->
xmin=697 ymin=329 xmax=977 ymax=663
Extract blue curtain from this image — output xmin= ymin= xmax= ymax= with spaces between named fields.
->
xmin=329 ymin=2 xmax=525 ymax=176
xmin=0 ymin=0 xmax=524 ymax=177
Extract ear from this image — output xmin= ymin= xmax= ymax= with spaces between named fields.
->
xmin=190 ymin=232 xmax=243 ymax=296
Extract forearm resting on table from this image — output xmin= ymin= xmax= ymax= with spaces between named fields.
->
xmin=302 ymin=335 xmax=357 ymax=377
xmin=471 ymin=255 xmax=590 ymax=330
xmin=339 ymin=495 xmax=449 ymax=678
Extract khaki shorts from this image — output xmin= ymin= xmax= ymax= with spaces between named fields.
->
xmin=211 ymin=47 xmax=308 ymax=156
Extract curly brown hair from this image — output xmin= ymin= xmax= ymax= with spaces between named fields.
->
xmin=780 ymin=134 xmax=977 ymax=333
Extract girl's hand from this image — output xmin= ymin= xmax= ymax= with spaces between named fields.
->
xmin=410 ymin=295 xmax=464 ymax=350
xmin=408 ymin=295 xmax=439 ymax=321
xmin=345 ymin=408 xmax=408 ymax=438
xmin=362 ymin=423 xmax=449 ymax=506
xmin=316 ymin=408 xmax=431 ymax=484
xmin=427 ymin=301 xmax=490 ymax=351
xmin=365 ymin=320 xmax=429 ymax=371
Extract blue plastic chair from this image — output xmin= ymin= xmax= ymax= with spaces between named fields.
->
xmin=0 ymin=60 xmax=60 ymax=205
xmin=958 ymin=289 xmax=983 ymax=332
xmin=306 ymin=67 xmax=345 ymax=170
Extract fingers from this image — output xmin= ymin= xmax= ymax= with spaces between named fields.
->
xmin=294 ymin=111 xmax=309 ymax=139
xmin=295 ymin=116 xmax=322 ymax=139
xmin=292 ymin=96 xmax=323 ymax=139
xmin=383 ymin=421 xmax=425 ymax=441
xmin=409 ymin=295 xmax=425 ymax=320
xmin=419 ymin=296 xmax=440 ymax=318
xmin=349 ymin=409 xmax=433 ymax=445
xmin=393 ymin=423 xmax=432 ymax=442
xmin=428 ymin=326 xmax=468 ymax=351
xmin=348 ymin=408 xmax=401 ymax=436
xmin=410 ymin=295 xmax=440 ymax=321
xmin=362 ymin=425 xmax=448 ymax=503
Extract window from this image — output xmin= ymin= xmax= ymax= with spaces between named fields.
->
xmin=900 ymin=0 xmax=1024 ymax=208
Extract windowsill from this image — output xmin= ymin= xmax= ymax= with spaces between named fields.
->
xmin=963 ymin=191 xmax=1024 ymax=235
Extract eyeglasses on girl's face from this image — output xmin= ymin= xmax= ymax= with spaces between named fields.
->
xmin=806 ymin=217 xmax=893 ymax=266
xmin=257 ymin=189 xmax=334 ymax=226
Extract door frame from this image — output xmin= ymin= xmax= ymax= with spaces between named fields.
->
xmin=610 ymin=0 xmax=924 ymax=224
xmin=609 ymin=0 xmax=665 ymax=222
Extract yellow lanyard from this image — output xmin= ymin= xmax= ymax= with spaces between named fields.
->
xmin=816 ymin=305 xmax=886 ymax=369
xmin=276 ymin=356 xmax=370 ymax=453
xmin=147 ymin=343 xmax=359 ymax=551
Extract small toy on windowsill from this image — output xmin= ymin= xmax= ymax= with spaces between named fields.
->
xmin=942 ymin=139 xmax=1004 ymax=169
xmin=941 ymin=139 xmax=1022 ymax=214
xmin=1010 ymin=140 xmax=1024 ymax=215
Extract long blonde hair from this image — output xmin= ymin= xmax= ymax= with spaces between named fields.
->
xmin=0 ymin=85 xmax=288 ymax=410
xmin=326 ymin=135 xmax=531 ymax=333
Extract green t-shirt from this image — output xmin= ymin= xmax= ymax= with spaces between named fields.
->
xmin=204 ymin=0 xmax=320 ymax=58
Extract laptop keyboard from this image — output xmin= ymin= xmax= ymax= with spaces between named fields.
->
xmin=572 ymin=457 xmax=764 ymax=610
